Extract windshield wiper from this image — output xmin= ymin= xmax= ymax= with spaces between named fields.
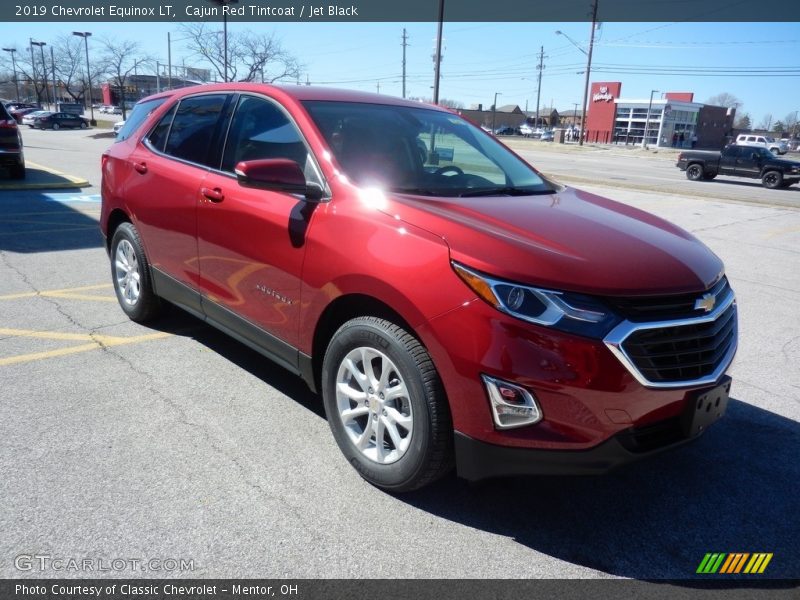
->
xmin=459 ymin=186 xmax=549 ymax=197
xmin=389 ymin=186 xmax=444 ymax=196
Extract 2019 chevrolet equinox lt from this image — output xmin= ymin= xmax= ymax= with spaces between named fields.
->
xmin=101 ymin=84 xmax=737 ymax=491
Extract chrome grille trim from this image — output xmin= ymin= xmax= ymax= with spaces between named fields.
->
xmin=603 ymin=289 xmax=738 ymax=389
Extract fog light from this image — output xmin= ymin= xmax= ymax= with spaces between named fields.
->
xmin=481 ymin=375 xmax=542 ymax=429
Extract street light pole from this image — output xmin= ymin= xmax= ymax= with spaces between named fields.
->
xmin=492 ymin=91 xmax=501 ymax=133
xmin=207 ymin=0 xmax=239 ymax=82
xmin=2 ymin=48 xmax=20 ymax=102
xmin=31 ymin=41 xmax=49 ymax=109
xmin=642 ymin=89 xmax=659 ymax=149
xmin=72 ymin=31 xmax=95 ymax=125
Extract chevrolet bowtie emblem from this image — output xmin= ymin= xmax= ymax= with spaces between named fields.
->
xmin=694 ymin=293 xmax=716 ymax=313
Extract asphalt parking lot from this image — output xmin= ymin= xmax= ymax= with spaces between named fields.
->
xmin=1 ymin=128 xmax=798 ymax=580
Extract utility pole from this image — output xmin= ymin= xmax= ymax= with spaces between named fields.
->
xmin=167 ymin=31 xmax=172 ymax=89
xmin=534 ymin=45 xmax=546 ymax=129
xmin=376 ymin=81 xmax=381 ymax=94
xmin=578 ymin=0 xmax=598 ymax=146
xmin=432 ymin=0 xmax=444 ymax=104
xmin=401 ymin=28 xmax=408 ymax=99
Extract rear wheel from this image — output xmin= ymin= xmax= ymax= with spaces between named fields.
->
xmin=52 ymin=122 xmax=60 ymax=130
xmin=321 ymin=317 xmax=453 ymax=492
xmin=686 ymin=163 xmax=704 ymax=181
xmin=10 ymin=162 xmax=25 ymax=179
xmin=110 ymin=222 xmax=164 ymax=323
xmin=80 ymin=121 xmax=88 ymax=129
xmin=762 ymin=170 xmax=783 ymax=189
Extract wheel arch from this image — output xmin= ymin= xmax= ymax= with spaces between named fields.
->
xmin=105 ymin=208 xmax=131 ymax=251
xmin=309 ymin=293 xmax=417 ymax=393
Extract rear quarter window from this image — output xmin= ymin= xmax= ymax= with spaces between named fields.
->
xmin=115 ymin=97 xmax=168 ymax=142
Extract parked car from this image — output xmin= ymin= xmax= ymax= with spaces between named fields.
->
xmin=113 ymin=120 xmax=126 ymax=135
xmin=34 ymin=112 xmax=90 ymax=130
xmin=540 ymin=130 xmax=554 ymax=142
xmin=9 ymin=106 xmax=40 ymax=123
xmin=519 ymin=123 xmax=534 ymax=137
xmin=676 ymin=144 xmax=800 ymax=189
xmin=22 ymin=110 xmax=53 ymax=127
xmin=0 ymin=102 xmax=25 ymax=178
xmin=494 ymin=125 xmax=516 ymax=135
xmin=735 ymin=134 xmax=787 ymax=155
xmin=101 ymin=83 xmax=737 ymax=491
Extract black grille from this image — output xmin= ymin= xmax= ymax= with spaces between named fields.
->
xmin=608 ymin=277 xmax=730 ymax=321
xmin=621 ymin=302 xmax=736 ymax=383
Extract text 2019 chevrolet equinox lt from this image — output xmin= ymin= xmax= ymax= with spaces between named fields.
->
xmin=101 ymin=84 xmax=737 ymax=491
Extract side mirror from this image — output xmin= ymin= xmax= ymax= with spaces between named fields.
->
xmin=234 ymin=159 xmax=324 ymax=202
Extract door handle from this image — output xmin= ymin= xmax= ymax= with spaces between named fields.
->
xmin=134 ymin=162 xmax=147 ymax=174
xmin=201 ymin=187 xmax=224 ymax=203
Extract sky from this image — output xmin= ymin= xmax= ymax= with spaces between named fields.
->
xmin=4 ymin=20 xmax=799 ymax=127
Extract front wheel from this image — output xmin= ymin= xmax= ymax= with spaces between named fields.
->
xmin=110 ymin=222 xmax=164 ymax=323
xmin=52 ymin=122 xmax=60 ymax=130
xmin=321 ymin=317 xmax=453 ymax=492
xmin=762 ymin=170 xmax=783 ymax=189
xmin=80 ymin=121 xmax=88 ymax=129
xmin=685 ymin=163 xmax=704 ymax=181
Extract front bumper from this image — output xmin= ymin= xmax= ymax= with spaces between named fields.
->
xmin=455 ymin=411 xmax=702 ymax=481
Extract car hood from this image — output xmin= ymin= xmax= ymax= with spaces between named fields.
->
xmin=386 ymin=186 xmax=723 ymax=296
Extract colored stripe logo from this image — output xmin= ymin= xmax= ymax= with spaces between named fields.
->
xmin=697 ymin=553 xmax=773 ymax=574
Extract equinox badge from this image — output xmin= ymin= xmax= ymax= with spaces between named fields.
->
xmin=694 ymin=293 xmax=716 ymax=313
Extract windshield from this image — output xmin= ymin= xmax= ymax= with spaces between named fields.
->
xmin=302 ymin=100 xmax=554 ymax=197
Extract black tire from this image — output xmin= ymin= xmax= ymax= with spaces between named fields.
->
xmin=321 ymin=317 xmax=453 ymax=492
xmin=703 ymin=172 xmax=717 ymax=180
xmin=686 ymin=163 xmax=704 ymax=181
xmin=52 ymin=122 xmax=60 ymax=130
xmin=80 ymin=121 xmax=88 ymax=129
xmin=762 ymin=170 xmax=783 ymax=190
xmin=109 ymin=222 xmax=164 ymax=323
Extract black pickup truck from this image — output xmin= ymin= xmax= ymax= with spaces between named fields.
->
xmin=676 ymin=145 xmax=800 ymax=189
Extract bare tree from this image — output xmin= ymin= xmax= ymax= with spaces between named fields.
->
xmin=734 ymin=113 xmax=751 ymax=130
xmin=705 ymin=93 xmax=742 ymax=109
xmin=50 ymin=34 xmax=105 ymax=105
xmin=785 ymin=111 xmax=799 ymax=138
xmin=178 ymin=23 xmax=301 ymax=83
xmin=99 ymin=38 xmax=152 ymax=119
xmin=756 ymin=113 xmax=773 ymax=131
xmin=0 ymin=46 xmax=48 ymax=104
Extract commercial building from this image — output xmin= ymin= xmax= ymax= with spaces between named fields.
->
xmin=584 ymin=82 xmax=735 ymax=149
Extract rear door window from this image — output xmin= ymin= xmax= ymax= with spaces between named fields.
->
xmin=162 ymin=94 xmax=228 ymax=167
xmin=145 ymin=104 xmax=177 ymax=153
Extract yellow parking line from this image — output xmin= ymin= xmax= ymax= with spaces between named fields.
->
xmin=0 ymin=330 xmax=172 ymax=367
xmin=0 ymin=284 xmax=112 ymax=301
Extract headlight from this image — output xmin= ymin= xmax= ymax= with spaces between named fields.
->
xmin=452 ymin=261 xmax=620 ymax=338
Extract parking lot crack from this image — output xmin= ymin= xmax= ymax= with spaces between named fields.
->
xmin=95 ymin=344 xmax=304 ymax=510
xmin=690 ymin=210 xmax=794 ymax=234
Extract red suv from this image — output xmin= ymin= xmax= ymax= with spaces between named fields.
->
xmin=101 ymin=84 xmax=737 ymax=491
